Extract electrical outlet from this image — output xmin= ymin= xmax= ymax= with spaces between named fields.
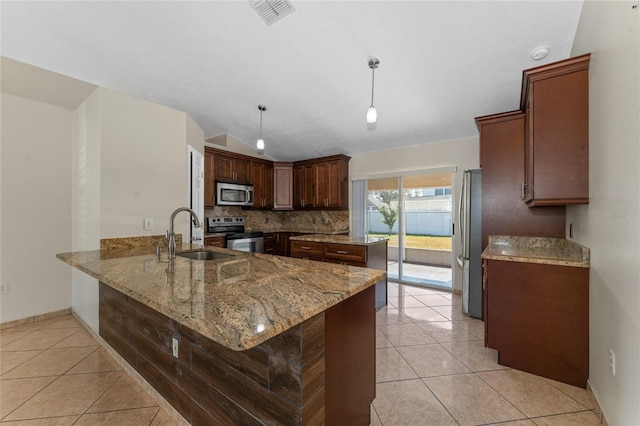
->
xmin=143 ymin=217 xmax=154 ymax=230
xmin=609 ymin=348 xmax=616 ymax=375
xmin=172 ymin=337 xmax=179 ymax=358
xmin=0 ymin=283 xmax=8 ymax=294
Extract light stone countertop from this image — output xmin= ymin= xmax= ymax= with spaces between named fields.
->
xmin=481 ymin=235 xmax=590 ymax=268
xmin=57 ymin=244 xmax=385 ymax=351
xmin=289 ymin=234 xmax=389 ymax=246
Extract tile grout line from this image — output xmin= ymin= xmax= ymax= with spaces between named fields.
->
xmin=385 ymin=304 xmax=462 ymax=425
xmin=0 ymin=330 xmax=103 ymax=422
xmin=70 ymin=310 xmax=191 ymax=426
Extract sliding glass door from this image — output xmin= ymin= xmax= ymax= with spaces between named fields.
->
xmin=366 ymin=173 xmax=453 ymax=289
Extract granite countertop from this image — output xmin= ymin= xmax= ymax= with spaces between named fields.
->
xmin=481 ymin=235 xmax=590 ymax=268
xmin=289 ymin=234 xmax=389 ymax=246
xmin=204 ymin=230 xmax=349 ymax=238
xmin=254 ymin=229 xmax=350 ymax=235
xmin=57 ymin=244 xmax=385 ymax=351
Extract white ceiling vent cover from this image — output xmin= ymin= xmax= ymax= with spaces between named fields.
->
xmin=249 ymin=0 xmax=295 ymax=26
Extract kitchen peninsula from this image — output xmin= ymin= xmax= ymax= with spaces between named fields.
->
xmin=57 ymin=243 xmax=386 ymax=425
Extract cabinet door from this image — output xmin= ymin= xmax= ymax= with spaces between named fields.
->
xmin=324 ymin=160 xmax=347 ymax=208
xmin=293 ymin=166 xmax=303 ymax=209
xmin=250 ymin=161 xmax=266 ymax=207
xmin=313 ymin=159 xmax=348 ymax=209
xmin=313 ymin=163 xmax=327 ymax=207
xmin=263 ymin=163 xmax=274 ymax=208
xmin=249 ymin=161 xmax=274 ymax=208
xmin=293 ymin=165 xmax=315 ymax=208
xmin=476 ymin=112 xmax=565 ymax=250
xmin=275 ymin=232 xmax=292 ymax=257
xmin=204 ymin=150 xmax=216 ymax=207
xmin=263 ymin=233 xmax=276 ymax=255
xmin=521 ymin=54 xmax=590 ymax=206
xmin=274 ymin=163 xmax=293 ymax=210
xmin=234 ymin=158 xmax=250 ymax=183
xmin=214 ymin=153 xmax=250 ymax=183
xmin=214 ymin=154 xmax=234 ymax=182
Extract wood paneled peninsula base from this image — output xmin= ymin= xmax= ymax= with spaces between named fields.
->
xmin=58 ymin=244 xmax=385 ymax=425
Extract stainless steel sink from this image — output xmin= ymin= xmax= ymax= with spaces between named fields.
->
xmin=176 ymin=251 xmax=234 ymax=261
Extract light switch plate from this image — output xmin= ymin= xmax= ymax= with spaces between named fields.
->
xmin=143 ymin=217 xmax=154 ymax=230
xmin=0 ymin=283 xmax=8 ymax=294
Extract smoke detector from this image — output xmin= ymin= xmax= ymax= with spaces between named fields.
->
xmin=530 ymin=46 xmax=550 ymax=61
xmin=249 ymin=0 xmax=295 ymax=26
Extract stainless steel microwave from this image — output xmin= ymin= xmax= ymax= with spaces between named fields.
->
xmin=216 ymin=182 xmax=254 ymax=206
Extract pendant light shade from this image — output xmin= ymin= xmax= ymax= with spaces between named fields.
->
xmin=257 ymin=104 xmax=266 ymax=154
xmin=367 ymin=106 xmax=377 ymax=124
xmin=367 ymin=57 xmax=380 ymax=123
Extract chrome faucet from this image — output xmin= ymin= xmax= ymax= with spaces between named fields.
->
xmin=166 ymin=207 xmax=201 ymax=259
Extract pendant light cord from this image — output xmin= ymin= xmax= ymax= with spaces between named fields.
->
xmin=370 ymin=66 xmax=376 ymax=107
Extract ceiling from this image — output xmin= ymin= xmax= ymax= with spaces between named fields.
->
xmin=0 ymin=1 xmax=583 ymax=162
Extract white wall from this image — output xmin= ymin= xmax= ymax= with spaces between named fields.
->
xmin=205 ymin=133 xmax=272 ymax=161
xmin=0 ymin=93 xmax=72 ymax=322
xmin=71 ymin=89 xmax=101 ymax=331
xmin=69 ymin=88 xmax=203 ymax=329
xmin=567 ymin=2 xmax=640 ymax=424
xmin=349 ymin=136 xmax=480 ymax=292
xmin=100 ymin=88 xmax=192 ymax=240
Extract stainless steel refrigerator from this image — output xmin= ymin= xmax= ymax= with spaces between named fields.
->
xmin=457 ymin=169 xmax=483 ymax=319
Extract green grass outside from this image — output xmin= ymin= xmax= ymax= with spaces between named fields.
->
xmin=369 ymin=233 xmax=452 ymax=251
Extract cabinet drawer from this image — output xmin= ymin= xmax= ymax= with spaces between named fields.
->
xmin=324 ymin=243 xmax=366 ymax=263
xmin=324 ymin=258 xmax=368 ymax=268
xmin=290 ymin=241 xmax=324 ymax=259
xmin=204 ymin=236 xmax=226 ymax=248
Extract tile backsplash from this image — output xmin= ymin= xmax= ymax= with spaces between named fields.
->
xmin=205 ymin=207 xmax=349 ymax=234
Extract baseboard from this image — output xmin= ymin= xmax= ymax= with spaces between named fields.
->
xmin=70 ymin=309 xmax=191 ymax=426
xmin=587 ymin=380 xmax=609 ymax=426
xmin=0 ymin=308 xmax=71 ymax=330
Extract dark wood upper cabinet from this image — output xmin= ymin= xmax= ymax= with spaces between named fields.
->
xmin=476 ymin=111 xmax=565 ymax=249
xmin=214 ymin=152 xmax=250 ymax=183
xmin=273 ymin=162 xmax=294 ymax=210
xmin=521 ymin=54 xmax=590 ymax=206
xmin=319 ymin=158 xmax=349 ymax=208
xmin=293 ymin=163 xmax=315 ymax=209
xmin=250 ymin=160 xmax=274 ymax=209
xmin=293 ymin=155 xmax=350 ymax=210
xmin=204 ymin=147 xmax=348 ymax=211
xmin=204 ymin=149 xmax=216 ymax=208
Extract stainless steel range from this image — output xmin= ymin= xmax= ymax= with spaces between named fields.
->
xmin=207 ymin=217 xmax=264 ymax=253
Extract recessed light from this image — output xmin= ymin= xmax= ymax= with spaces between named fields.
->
xmin=531 ymin=46 xmax=550 ymax=61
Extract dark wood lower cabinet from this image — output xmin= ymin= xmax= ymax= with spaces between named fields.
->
xmin=291 ymin=240 xmax=388 ymax=310
xmin=484 ymin=260 xmax=589 ymax=388
xmin=99 ymin=282 xmax=375 ymax=425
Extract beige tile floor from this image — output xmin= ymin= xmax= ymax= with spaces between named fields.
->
xmin=371 ymin=282 xmax=602 ymax=426
xmin=0 ymin=314 xmax=174 ymax=425
xmin=1 ymin=283 xmax=602 ymax=425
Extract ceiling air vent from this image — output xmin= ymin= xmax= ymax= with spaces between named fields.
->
xmin=249 ymin=0 xmax=295 ymax=26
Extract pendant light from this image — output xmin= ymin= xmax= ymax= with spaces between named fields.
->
xmin=367 ymin=57 xmax=380 ymax=123
xmin=256 ymin=104 xmax=266 ymax=154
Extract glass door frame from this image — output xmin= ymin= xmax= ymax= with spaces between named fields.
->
xmin=356 ymin=166 xmax=458 ymax=291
